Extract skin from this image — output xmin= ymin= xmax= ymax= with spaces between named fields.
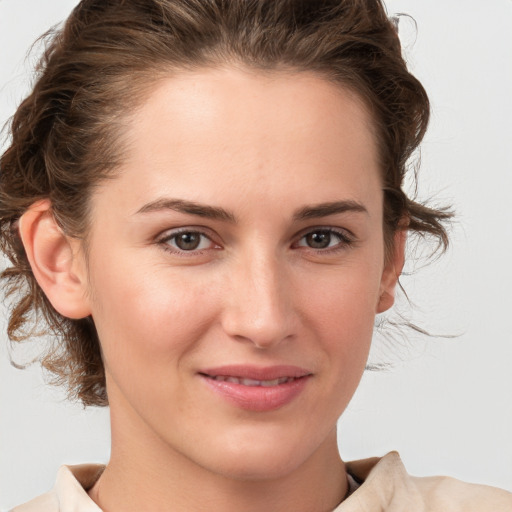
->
xmin=20 ymin=68 xmax=404 ymax=512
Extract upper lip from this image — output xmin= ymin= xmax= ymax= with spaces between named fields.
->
xmin=199 ymin=365 xmax=312 ymax=380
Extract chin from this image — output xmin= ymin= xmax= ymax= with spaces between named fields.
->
xmin=195 ymin=426 xmax=329 ymax=482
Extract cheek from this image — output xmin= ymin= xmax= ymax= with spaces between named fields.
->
xmin=301 ymin=260 xmax=382 ymax=332
xmin=296 ymin=259 xmax=382 ymax=375
xmin=87 ymin=256 xmax=220 ymax=378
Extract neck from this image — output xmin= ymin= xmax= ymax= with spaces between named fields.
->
xmin=89 ymin=400 xmax=348 ymax=512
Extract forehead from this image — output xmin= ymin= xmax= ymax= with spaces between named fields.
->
xmin=93 ymin=67 xmax=381 ymax=219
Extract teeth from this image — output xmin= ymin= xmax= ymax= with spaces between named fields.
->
xmin=259 ymin=378 xmax=280 ymax=387
xmin=210 ymin=376 xmax=295 ymax=386
xmin=242 ymin=378 xmax=262 ymax=386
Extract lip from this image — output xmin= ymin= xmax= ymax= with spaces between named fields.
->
xmin=198 ymin=365 xmax=312 ymax=412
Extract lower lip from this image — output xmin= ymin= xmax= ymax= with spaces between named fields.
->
xmin=200 ymin=375 xmax=310 ymax=412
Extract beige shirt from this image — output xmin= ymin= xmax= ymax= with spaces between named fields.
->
xmin=12 ymin=452 xmax=512 ymax=511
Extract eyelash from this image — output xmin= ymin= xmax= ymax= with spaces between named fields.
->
xmin=293 ymin=228 xmax=355 ymax=254
xmin=157 ymin=228 xmax=219 ymax=256
xmin=157 ymin=227 xmax=354 ymax=256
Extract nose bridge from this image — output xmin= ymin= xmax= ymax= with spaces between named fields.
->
xmin=223 ymin=245 xmax=294 ymax=348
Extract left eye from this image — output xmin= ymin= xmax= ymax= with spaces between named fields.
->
xmin=296 ymin=229 xmax=349 ymax=250
xmin=162 ymin=231 xmax=214 ymax=252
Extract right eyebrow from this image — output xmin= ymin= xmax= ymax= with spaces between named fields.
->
xmin=134 ymin=198 xmax=237 ymax=223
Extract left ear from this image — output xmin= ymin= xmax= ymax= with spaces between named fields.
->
xmin=376 ymin=228 xmax=407 ymax=313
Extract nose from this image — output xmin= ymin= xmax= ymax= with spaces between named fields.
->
xmin=221 ymin=250 xmax=296 ymax=349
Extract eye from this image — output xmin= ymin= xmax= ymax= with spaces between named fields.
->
xmin=159 ymin=229 xmax=218 ymax=253
xmin=296 ymin=228 xmax=352 ymax=250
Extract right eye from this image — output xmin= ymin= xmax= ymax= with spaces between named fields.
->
xmin=158 ymin=230 xmax=219 ymax=254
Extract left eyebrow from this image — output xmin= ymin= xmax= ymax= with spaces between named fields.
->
xmin=293 ymin=200 xmax=368 ymax=221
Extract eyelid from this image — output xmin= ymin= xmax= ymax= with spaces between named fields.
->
xmin=156 ymin=224 xmax=219 ymax=241
xmin=154 ymin=225 xmax=355 ymax=256
xmin=292 ymin=226 xmax=356 ymax=251
xmin=156 ymin=226 xmax=222 ymax=254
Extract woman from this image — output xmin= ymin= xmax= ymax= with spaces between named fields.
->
xmin=1 ymin=0 xmax=511 ymax=510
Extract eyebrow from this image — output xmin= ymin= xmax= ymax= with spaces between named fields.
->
xmin=135 ymin=198 xmax=367 ymax=222
xmin=293 ymin=200 xmax=368 ymax=220
xmin=135 ymin=198 xmax=236 ymax=222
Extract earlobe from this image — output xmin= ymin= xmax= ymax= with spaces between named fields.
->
xmin=376 ymin=228 xmax=407 ymax=314
xmin=19 ymin=200 xmax=91 ymax=319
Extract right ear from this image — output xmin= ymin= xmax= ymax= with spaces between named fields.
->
xmin=18 ymin=200 xmax=92 ymax=319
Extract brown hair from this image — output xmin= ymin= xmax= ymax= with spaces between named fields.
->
xmin=0 ymin=0 xmax=451 ymax=406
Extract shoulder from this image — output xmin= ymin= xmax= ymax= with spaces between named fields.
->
xmin=410 ymin=473 xmax=512 ymax=511
xmin=10 ymin=491 xmax=59 ymax=512
xmin=341 ymin=451 xmax=512 ymax=512
xmin=10 ymin=464 xmax=104 ymax=512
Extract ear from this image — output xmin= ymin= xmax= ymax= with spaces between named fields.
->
xmin=376 ymin=228 xmax=407 ymax=313
xmin=18 ymin=200 xmax=92 ymax=319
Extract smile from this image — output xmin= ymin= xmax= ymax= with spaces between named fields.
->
xmin=199 ymin=365 xmax=312 ymax=412
xmin=206 ymin=375 xmax=296 ymax=387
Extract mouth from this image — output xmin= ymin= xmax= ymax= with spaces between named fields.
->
xmin=199 ymin=364 xmax=311 ymax=383
xmin=198 ymin=365 xmax=312 ymax=411
xmin=202 ymin=375 xmax=302 ymax=387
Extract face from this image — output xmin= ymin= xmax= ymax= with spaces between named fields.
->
xmin=77 ymin=68 xmax=401 ymax=480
